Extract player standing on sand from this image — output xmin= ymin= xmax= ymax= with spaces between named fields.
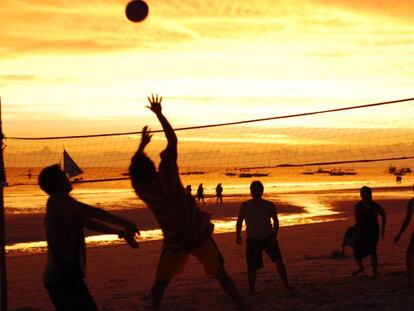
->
xmin=216 ymin=183 xmax=223 ymax=205
xmin=352 ymin=186 xmax=386 ymax=277
xmin=394 ymin=183 xmax=414 ymax=288
xmin=38 ymin=164 xmax=139 ymax=311
xmin=129 ymin=94 xmax=245 ymax=310
xmin=236 ymin=180 xmax=289 ymax=296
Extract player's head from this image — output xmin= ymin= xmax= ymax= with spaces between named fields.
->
xmin=38 ymin=164 xmax=72 ymax=195
xmin=250 ymin=180 xmax=264 ymax=199
xmin=129 ymin=153 xmax=156 ymax=185
xmin=360 ymin=186 xmax=372 ymax=201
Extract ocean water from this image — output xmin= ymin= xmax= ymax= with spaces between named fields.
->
xmin=4 ymin=166 xmax=413 ymax=254
xmin=5 ymin=166 xmax=409 ymax=214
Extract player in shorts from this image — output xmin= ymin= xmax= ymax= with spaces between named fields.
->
xmin=394 ymin=183 xmax=414 ymax=287
xmin=352 ymin=186 xmax=386 ymax=278
xmin=236 ymin=180 xmax=289 ymax=295
xmin=129 ymin=94 xmax=245 ymax=310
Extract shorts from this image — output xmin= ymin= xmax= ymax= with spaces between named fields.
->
xmin=246 ymin=235 xmax=282 ymax=270
xmin=155 ymin=237 xmax=224 ymax=281
xmin=353 ymin=238 xmax=378 ymax=261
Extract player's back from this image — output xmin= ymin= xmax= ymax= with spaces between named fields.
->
xmin=243 ymin=199 xmax=275 ymax=241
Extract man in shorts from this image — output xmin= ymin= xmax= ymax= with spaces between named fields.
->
xmin=236 ymin=180 xmax=289 ymax=295
xmin=352 ymin=186 xmax=386 ymax=277
xmin=129 ymin=94 xmax=245 ymax=310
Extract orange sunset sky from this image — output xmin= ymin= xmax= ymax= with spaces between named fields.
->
xmin=1 ymin=0 xmax=414 ymax=138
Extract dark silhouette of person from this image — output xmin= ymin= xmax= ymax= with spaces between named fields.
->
xmin=236 ymin=180 xmax=289 ymax=295
xmin=394 ymin=183 xmax=414 ymax=287
xmin=352 ymin=186 xmax=386 ymax=277
xmin=38 ymin=164 xmax=138 ymax=311
xmin=129 ymin=94 xmax=245 ymax=311
xmin=197 ymin=183 xmax=205 ymax=204
xmin=216 ymin=183 xmax=223 ymax=205
xmin=341 ymin=225 xmax=356 ymax=256
xmin=185 ymin=185 xmax=192 ymax=196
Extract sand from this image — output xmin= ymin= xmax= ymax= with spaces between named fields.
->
xmin=6 ymin=196 xmax=414 ymax=310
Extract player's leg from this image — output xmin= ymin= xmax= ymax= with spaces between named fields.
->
xmin=152 ymin=249 xmax=187 ymax=310
xmin=265 ymin=238 xmax=289 ymax=289
xmin=192 ymin=238 xmax=246 ymax=309
xmin=245 ymin=239 xmax=264 ymax=295
xmin=370 ymin=254 xmax=378 ymax=278
xmin=151 ymin=280 xmax=170 ymax=311
xmin=406 ymin=233 xmax=414 ymax=287
xmin=247 ymin=267 xmax=257 ymax=295
xmin=45 ymin=278 xmax=98 ymax=311
xmin=369 ymin=242 xmax=378 ymax=277
xmin=352 ymin=239 xmax=365 ymax=276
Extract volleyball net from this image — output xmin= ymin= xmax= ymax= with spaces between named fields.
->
xmin=4 ymin=98 xmax=414 ymax=186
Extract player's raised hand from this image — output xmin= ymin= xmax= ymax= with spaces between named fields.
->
xmin=140 ymin=126 xmax=152 ymax=147
xmin=146 ymin=94 xmax=163 ymax=115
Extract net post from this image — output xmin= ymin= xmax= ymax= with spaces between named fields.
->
xmin=0 ymin=96 xmax=8 ymax=311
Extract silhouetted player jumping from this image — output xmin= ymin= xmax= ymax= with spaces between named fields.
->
xmin=129 ymin=94 xmax=245 ymax=310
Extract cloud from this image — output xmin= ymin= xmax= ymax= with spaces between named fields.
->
xmin=0 ymin=74 xmax=37 ymax=81
xmin=313 ymin=0 xmax=414 ymax=21
xmin=304 ymin=51 xmax=348 ymax=58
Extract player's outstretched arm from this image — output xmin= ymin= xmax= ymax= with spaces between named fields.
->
xmin=137 ymin=125 xmax=152 ymax=154
xmin=236 ymin=204 xmax=246 ymax=244
xmin=84 ymin=218 xmax=139 ymax=248
xmin=394 ymin=200 xmax=413 ymax=243
xmin=146 ymin=94 xmax=177 ymax=151
xmin=271 ymin=203 xmax=280 ymax=238
xmin=67 ymin=197 xmax=140 ymax=237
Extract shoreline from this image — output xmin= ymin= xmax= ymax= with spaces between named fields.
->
xmin=5 ymin=185 xmax=413 ymax=254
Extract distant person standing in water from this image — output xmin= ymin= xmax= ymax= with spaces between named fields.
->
xmin=216 ymin=183 xmax=223 ymax=205
xmin=352 ymin=186 xmax=386 ymax=277
xmin=236 ymin=180 xmax=289 ymax=295
xmin=197 ymin=183 xmax=205 ymax=204
xmin=394 ymin=183 xmax=414 ymax=287
xmin=129 ymin=94 xmax=245 ymax=310
xmin=38 ymin=164 xmax=139 ymax=311
xmin=185 ymin=185 xmax=192 ymax=196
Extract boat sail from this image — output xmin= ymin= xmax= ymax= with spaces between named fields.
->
xmin=63 ymin=149 xmax=83 ymax=179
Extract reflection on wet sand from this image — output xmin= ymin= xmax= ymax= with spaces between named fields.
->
xmin=6 ymin=194 xmax=345 ymax=255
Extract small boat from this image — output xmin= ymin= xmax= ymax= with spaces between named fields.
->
xmin=238 ymin=173 xmax=254 ymax=178
xmin=314 ymin=167 xmax=330 ymax=174
xmin=329 ymin=169 xmax=345 ymax=176
xmin=181 ymin=171 xmax=205 ymax=176
xmin=388 ymin=165 xmax=397 ymax=174
xmin=302 ymin=170 xmax=314 ymax=175
xmin=343 ymin=169 xmax=357 ymax=175
xmin=251 ymin=173 xmax=270 ymax=177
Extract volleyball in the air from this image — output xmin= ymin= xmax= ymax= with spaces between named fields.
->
xmin=125 ymin=0 xmax=149 ymax=23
